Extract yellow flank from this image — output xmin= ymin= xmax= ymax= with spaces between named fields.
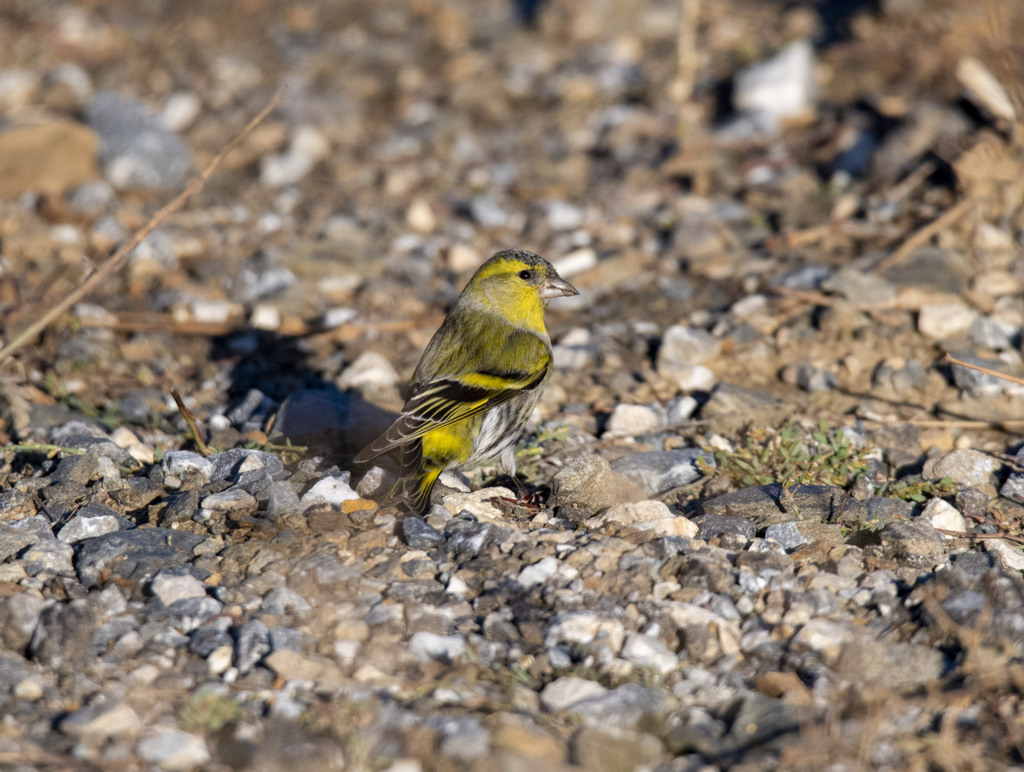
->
xmin=421 ymin=422 xmax=474 ymax=467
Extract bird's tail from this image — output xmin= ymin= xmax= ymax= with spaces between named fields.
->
xmin=385 ymin=467 xmax=442 ymax=515
xmin=380 ymin=441 xmax=442 ymax=515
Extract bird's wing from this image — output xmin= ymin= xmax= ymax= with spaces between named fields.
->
xmin=354 ymin=365 xmax=548 ymax=462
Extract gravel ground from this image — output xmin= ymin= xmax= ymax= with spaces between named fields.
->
xmin=3 ymin=0 xmax=1024 ymax=769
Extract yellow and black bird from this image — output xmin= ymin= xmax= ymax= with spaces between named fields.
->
xmin=355 ymin=249 xmax=579 ymax=513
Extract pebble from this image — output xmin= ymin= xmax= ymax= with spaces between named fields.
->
xmin=301 ymin=476 xmax=360 ymax=507
xmin=921 ymin=498 xmax=967 ymax=537
xmin=0 ymin=120 xmax=99 ymax=196
xmin=733 ymin=40 xmax=816 ymax=131
xmin=606 ymin=444 xmax=712 ymax=493
xmin=604 ymin=403 xmax=664 ymax=437
xmin=922 ymin=449 xmax=998 ymax=487
xmin=657 ymin=326 xmax=722 ymax=371
xmin=549 ymin=455 xmax=645 ymax=511
xmin=85 ymin=91 xmax=191 ymax=190
xmin=986 ymin=539 xmax=1024 ymax=572
xmin=917 ymin=302 xmax=977 ymax=340
xmin=540 ymin=676 xmax=608 ymax=712
xmin=150 ymin=568 xmax=208 ymax=606
xmin=620 ymin=632 xmax=678 ymax=674
xmin=136 ymin=729 xmax=211 ymax=771
xmin=59 ymin=701 xmax=142 ymax=745
xmin=408 ymin=631 xmax=466 ymax=663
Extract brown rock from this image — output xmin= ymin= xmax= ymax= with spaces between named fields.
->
xmin=0 ymin=121 xmax=99 ymax=197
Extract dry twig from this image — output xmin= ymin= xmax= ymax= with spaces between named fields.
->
xmin=871 ymin=196 xmax=977 ymax=274
xmin=945 ymin=352 xmax=1024 ymax=387
xmin=0 ymin=90 xmax=284 ymax=364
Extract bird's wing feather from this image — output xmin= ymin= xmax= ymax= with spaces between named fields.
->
xmin=354 ymin=365 xmax=548 ymax=462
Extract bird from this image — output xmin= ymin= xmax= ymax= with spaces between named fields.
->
xmin=355 ymin=248 xmax=579 ymax=514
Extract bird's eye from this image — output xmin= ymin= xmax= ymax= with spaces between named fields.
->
xmin=518 ymin=269 xmax=532 ymax=280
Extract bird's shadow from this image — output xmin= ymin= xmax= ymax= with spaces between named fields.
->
xmin=213 ymin=330 xmax=397 ymax=472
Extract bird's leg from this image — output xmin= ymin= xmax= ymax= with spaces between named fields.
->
xmin=499 ymin=447 xmax=535 ymax=506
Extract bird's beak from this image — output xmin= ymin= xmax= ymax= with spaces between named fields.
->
xmin=539 ymin=272 xmax=580 ymax=299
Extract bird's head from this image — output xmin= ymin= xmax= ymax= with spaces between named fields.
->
xmin=464 ymin=249 xmax=579 ymax=332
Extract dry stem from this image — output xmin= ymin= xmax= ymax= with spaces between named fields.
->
xmin=0 ymin=90 xmax=284 ymax=364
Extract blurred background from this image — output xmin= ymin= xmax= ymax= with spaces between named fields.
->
xmin=0 ymin=0 xmax=1022 ymax=441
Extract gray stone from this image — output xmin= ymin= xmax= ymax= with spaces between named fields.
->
xmin=610 ymin=450 xmax=712 ymax=496
xmin=540 ymin=676 xmax=608 ymax=712
xmin=657 ymin=326 xmax=722 ymax=371
xmin=260 ymin=587 xmax=312 ymax=616
xmin=695 ymin=514 xmax=756 ymax=541
xmin=0 ymin=489 xmax=38 ymax=521
xmin=74 ymin=528 xmax=206 ymax=589
xmin=764 ymin=521 xmax=808 ymax=550
xmin=150 ymin=567 xmax=207 ymax=606
xmin=948 ymin=350 xmax=1024 ymax=398
xmin=0 ymin=593 xmax=44 ymax=653
xmin=564 ymin=683 xmax=665 ymax=730
xmin=0 ymin=515 xmax=54 ymax=562
xmin=158 ymin=489 xmax=199 ymax=525
xmin=400 ymin=516 xmax=445 ymax=550
xmin=234 ymin=619 xmax=270 ymax=674
xmin=29 ymin=598 xmax=96 ymax=673
xmin=57 ymin=506 xmax=120 ymax=543
xmin=51 ymin=455 xmax=99 ymax=485
xmin=86 ymin=91 xmax=191 ymax=190
xmin=161 ymin=451 xmax=214 ymax=486
xmin=136 ymin=728 xmax=210 ymax=770
xmin=922 ymin=449 xmax=998 ymax=487
xmin=409 ymin=631 xmax=466 ymax=663
xmin=879 ymin=520 xmax=946 ymax=568
xmin=20 ymin=540 xmax=74 ymax=576
xmin=620 ymin=633 xmax=678 ymax=675
xmin=60 ymin=435 xmax=139 ymax=468
xmin=58 ymin=701 xmax=141 ymax=744
xmin=428 ymin=715 xmax=491 ymax=762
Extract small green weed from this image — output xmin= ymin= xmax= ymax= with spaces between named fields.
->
xmin=879 ymin=475 xmax=957 ymax=503
xmin=180 ymin=689 xmax=240 ymax=733
xmin=513 ymin=423 xmax=571 ymax=485
xmin=702 ymin=419 xmax=872 ymax=489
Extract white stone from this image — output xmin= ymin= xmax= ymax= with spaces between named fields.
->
xmin=620 ymin=633 xmax=678 ymax=675
xmin=517 ymin=556 xmax=560 ymax=588
xmin=58 ymin=514 xmax=120 ymax=543
xmin=605 ymin=403 xmax=664 ymax=437
xmin=986 ymin=539 xmax=1024 ymax=572
xmin=150 ymin=571 xmax=207 ymax=606
xmin=447 ymin=244 xmax=481 ymax=272
xmin=406 ymin=198 xmax=436 ymax=232
xmin=734 ymin=40 xmax=816 ymax=130
xmin=539 ymin=676 xmax=607 ymax=712
xmin=665 ymin=364 xmax=717 ymax=393
xmin=160 ymin=92 xmax=201 ymax=132
xmin=546 ymin=200 xmax=584 ymax=230
xmin=545 ymin=611 xmax=625 ymax=652
xmin=249 ymin=304 xmax=281 ymax=331
xmin=137 ymin=729 xmax=210 ymax=771
xmin=918 ymin=303 xmax=978 ymax=340
xmin=338 ymin=351 xmax=400 ymax=392
xmin=408 ymin=631 xmax=467 ymax=663
xmin=790 ymin=618 xmax=851 ymax=664
xmin=554 ymin=247 xmax=597 ymax=276
xmin=921 ymin=498 xmax=967 ymax=539
xmin=207 ymin=645 xmax=233 ymax=675
xmin=301 ymin=476 xmax=360 ymax=507
xmin=657 ymin=326 xmax=721 ymax=370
